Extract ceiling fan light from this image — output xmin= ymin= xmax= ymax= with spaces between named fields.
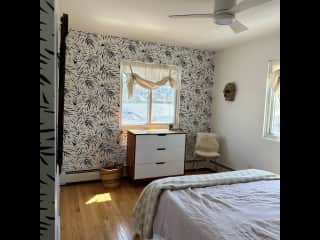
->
xmin=214 ymin=13 xmax=234 ymax=25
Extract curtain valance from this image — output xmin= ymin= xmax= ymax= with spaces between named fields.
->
xmin=123 ymin=62 xmax=179 ymax=98
xmin=270 ymin=60 xmax=280 ymax=97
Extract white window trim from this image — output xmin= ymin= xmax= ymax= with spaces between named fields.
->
xmin=262 ymin=60 xmax=280 ymax=142
xmin=119 ymin=61 xmax=181 ymax=130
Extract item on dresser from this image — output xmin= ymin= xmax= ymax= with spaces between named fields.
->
xmin=127 ymin=129 xmax=186 ymax=180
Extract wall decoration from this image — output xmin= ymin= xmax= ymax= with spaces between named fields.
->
xmin=63 ymin=29 xmax=215 ymax=172
xmin=223 ymin=82 xmax=236 ymax=101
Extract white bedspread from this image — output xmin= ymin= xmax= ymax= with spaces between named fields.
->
xmin=153 ymin=179 xmax=280 ymax=240
xmin=133 ymin=169 xmax=279 ymax=239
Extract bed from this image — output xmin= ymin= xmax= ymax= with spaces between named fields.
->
xmin=133 ymin=169 xmax=280 ymax=240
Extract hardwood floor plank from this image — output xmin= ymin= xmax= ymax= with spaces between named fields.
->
xmin=60 ymin=179 xmax=146 ymax=240
xmin=61 ymin=171 xmax=211 ymax=240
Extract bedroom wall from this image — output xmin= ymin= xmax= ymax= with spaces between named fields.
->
xmin=211 ymin=33 xmax=280 ymax=174
xmin=63 ymin=30 xmax=215 ymax=172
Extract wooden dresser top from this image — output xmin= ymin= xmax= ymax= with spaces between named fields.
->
xmin=127 ymin=129 xmax=186 ymax=135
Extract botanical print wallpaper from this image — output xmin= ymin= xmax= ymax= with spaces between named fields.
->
xmin=63 ymin=29 xmax=215 ymax=172
xmin=40 ymin=0 xmax=55 ymax=239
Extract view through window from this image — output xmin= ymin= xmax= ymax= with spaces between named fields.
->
xmin=121 ymin=62 xmax=178 ymax=126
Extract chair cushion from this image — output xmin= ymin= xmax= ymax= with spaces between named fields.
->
xmin=195 ymin=150 xmax=220 ymax=158
xmin=195 ymin=133 xmax=219 ymax=152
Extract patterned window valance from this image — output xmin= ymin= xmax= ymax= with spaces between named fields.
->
xmin=122 ymin=62 xmax=179 ymax=98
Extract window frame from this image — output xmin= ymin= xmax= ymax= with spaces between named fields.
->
xmin=262 ymin=60 xmax=280 ymax=142
xmin=119 ymin=61 xmax=180 ymax=130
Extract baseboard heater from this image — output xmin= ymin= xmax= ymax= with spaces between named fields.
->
xmin=60 ymin=169 xmax=100 ymax=184
xmin=209 ymin=160 xmax=235 ymax=171
xmin=60 ymin=167 xmax=128 ymax=185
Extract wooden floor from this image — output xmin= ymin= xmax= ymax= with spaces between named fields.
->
xmin=60 ymin=169 xmax=213 ymax=240
xmin=60 ymin=178 xmax=146 ymax=240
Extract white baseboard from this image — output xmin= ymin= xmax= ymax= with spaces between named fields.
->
xmin=55 ymin=215 xmax=60 ymax=240
xmin=60 ymin=170 xmax=100 ymax=185
xmin=185 ymin=159 xmax=210 ymax=170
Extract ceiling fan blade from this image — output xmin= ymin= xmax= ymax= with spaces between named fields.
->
xmin=229 ymin=19 xmax=248 ymax=33
xmin=168 ymin=13 xmax=213 ymax=18
xmin=230 ymin=0 xmax=272 ymax=14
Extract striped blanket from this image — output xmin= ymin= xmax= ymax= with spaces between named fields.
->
xmin=132 ymin=169 xmax=280 ymax=239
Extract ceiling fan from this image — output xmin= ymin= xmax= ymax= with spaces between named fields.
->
xmin=168 ymin=0 xmax=272 ymax=34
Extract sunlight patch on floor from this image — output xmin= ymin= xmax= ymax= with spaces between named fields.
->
xmin=86 ymin=193 xmax=112 ymax=204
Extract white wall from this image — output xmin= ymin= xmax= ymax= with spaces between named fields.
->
xmin=211 ymin=33 xmax=280 ymax=174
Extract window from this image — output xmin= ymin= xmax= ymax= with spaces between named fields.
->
xmin=120 ymin=62 xmax=179 ymax=128
xmin=263 ymin=60 xmax=280 ymax=141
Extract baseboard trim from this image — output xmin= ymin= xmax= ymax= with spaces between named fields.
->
xmin=60 ymin=170 xmax=100 ymax=185
xmin=184 ymin=167 xmax=214 ymax=172
xmin=64 ymin=169 xmax=99 ymax=174
xmin=184 ymin=168 xmax=216 ymax=174
xmin=209 ymin=160 xmax=235 ymax=171
xmin=59 ymin=164 xmax=234 ymax=185
xmin=60 ymin=166 xmax=129 ymax=185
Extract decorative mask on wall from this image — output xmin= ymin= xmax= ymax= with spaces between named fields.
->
xmin=223 ymin=82 xmax=236 ymax=101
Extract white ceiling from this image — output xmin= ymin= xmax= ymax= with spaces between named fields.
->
xmin=58 ymin=0 xmax=280 ymax=51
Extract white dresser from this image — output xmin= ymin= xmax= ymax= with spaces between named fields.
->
xmin=127 ymin=130 xmax=186 ymax=180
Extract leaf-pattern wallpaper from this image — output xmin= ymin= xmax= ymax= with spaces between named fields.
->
xmin=63 ymin=29 xmax=215 ymax=172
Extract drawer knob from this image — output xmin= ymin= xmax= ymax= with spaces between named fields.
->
xmin=156 ymin=147 xmax=166 ymax=151
xmin=155 ymin=162 xmax=166 ymax=165
xmin=157 ymin=134 xmax=167 ymax=136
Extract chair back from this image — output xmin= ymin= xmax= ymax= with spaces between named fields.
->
xmin=195 ymin=132 xmax=219 ymax=153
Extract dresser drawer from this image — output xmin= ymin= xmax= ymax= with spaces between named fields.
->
xmin=134 ymin=161 xmax=184 ymax=180
xmin=136 ymin=134 xmax=185 ymax=150
xmin=135 ymin=145 xmax=185 ymax=164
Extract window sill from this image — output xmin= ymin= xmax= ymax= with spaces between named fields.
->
xmin=120 ymin=124 xmax=170 ymax=131
xmin=262 ymin=134 xmax=280 ymax=142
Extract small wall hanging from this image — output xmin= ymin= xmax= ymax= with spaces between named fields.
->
xmin=223 ymin=82 xmax=236 ymax=101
